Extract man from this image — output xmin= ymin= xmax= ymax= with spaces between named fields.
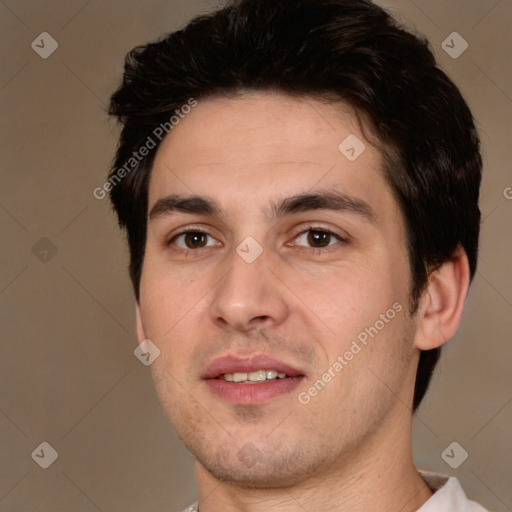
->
xmin=107 ymin=0 xmax=487 ymax=510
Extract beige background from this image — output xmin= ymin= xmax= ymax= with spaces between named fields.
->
xmin=0 ymin=0 xmax=510 ymax=510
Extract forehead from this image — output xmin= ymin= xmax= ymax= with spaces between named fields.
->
xmin=148 ymin=92 xmax=391 ymax=214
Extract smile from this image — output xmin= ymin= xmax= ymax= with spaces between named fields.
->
xmin=204 ymin=355 xmax=306 ymax=405
xmin=219 ymin=369 xmax=288 ymax=383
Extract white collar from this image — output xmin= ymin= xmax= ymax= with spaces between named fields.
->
xmin=417 ymin=471 xmax=489 ymax=511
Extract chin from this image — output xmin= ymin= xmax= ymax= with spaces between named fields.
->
xmin=202 ymin=461 xmax=304 ymax=489
xmin=193 ymin=440 xmax=327 ymax=489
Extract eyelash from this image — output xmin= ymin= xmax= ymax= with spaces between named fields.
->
xmin=166 ymin=226 xmax=347 ymax=254
xmin=167 ymin=229 xmax=218 ymax=251
xmin=289 ymin=226 xmax=346 ymax=254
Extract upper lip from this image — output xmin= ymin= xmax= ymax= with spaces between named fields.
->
xmin=203 ymin=354 xmax=305 ymax=379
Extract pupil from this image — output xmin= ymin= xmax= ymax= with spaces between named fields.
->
xmin=185 ymin=232 xmax=207 ymax=248
xmin=307 ymin=230 xmax=330 ymax=247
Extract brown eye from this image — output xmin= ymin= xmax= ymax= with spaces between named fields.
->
xmin=293 ymin=229 xmax=342 ymax=250
xmin=172 ymin=231 xmax=218 ymax=250
xmin=184 ymin=232 xmax=208 ymax=248
xmin=307 ymin=230 xmax=332 ymax=247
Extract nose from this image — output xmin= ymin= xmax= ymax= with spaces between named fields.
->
xmin=209 ymin=247 xmax=289 ymax=333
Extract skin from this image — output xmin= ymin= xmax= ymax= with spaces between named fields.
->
xmin=135 ymin=92 xmax=470 ymax=511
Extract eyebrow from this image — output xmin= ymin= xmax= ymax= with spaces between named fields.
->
xmin=148 ymin=191 xmax=376 ymax=223
xmin=149 ymin=195 xmax=220 ymax=220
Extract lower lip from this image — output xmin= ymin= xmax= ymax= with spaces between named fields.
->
xmin=205 ymin=377 xmax=304 ymax=405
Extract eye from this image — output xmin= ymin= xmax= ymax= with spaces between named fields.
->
xmin=294 ymin=229 xmax=341 ymax=248
xmin=171 ymin=231 xmax=219 ymax=249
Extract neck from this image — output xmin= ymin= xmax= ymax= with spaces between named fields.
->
xmin=194 ymin=404 xmax=432 ymax=512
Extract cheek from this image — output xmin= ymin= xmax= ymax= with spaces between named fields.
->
xmin=139 ymin=256 xmax=211 ymax=339
xmin=138 ymin=271 xmax=210 ymax=389
xmin=285 ymin=256 xmax=403 ymax=340
xmin=305 ymin=308 xmax=415 ymax=422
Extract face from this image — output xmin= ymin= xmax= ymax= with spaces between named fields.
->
xmin=137 ymin=92 xmax=420 ymax=487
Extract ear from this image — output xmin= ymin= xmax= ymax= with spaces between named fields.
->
xmin=135 ymin=301 xmax=148 ymax=344
xmin=414 ymin=246 xmax=471 ymax=351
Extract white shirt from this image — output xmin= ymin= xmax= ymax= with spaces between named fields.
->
xmin=180 ymin=472 xmax=489 ymax=512
xmin=417 ymin=472 xmax=489 ymax=512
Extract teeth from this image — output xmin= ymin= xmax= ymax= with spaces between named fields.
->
xmin=249 ymin=370 xmax=266 ymax=382
xmin=220 ymin=369 xmax=289 ymax=382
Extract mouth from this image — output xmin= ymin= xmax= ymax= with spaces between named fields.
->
xmin=203 ymin=355 xmax=306 ymax=405
xmin=218 ymin=369 xmax=289 ymax=383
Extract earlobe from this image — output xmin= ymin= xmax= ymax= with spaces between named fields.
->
xmin=414 ymin=247 xmax=471 ymax=351
xmin=135 ymin=301 xmax=148 ymax=344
